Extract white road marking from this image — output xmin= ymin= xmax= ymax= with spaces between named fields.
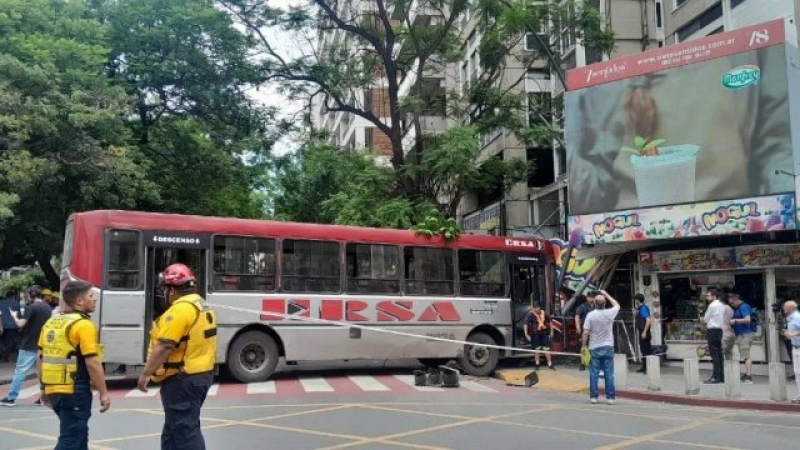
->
xmin=246 ymin=381 xmax=276 ymax=394
xmin=348 ymin=375 xmax=390 ymax=392
xmin=299 ymin=377 xmax=334 ymax=392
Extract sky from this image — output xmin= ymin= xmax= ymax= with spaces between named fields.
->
xmin=241 ymin=0 xmax=310 ymax=156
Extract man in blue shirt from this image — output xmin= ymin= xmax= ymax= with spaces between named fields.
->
xmin=781 ymin=300 xmax=800 ymax=404
xmin=634 ymin=294 xmax=652 ymax=373
xmin=729 ymin=294 xmax=756 ymax=384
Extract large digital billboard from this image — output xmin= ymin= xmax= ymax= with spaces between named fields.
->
xmin=565 ymin=20 xmax=794 ymax=218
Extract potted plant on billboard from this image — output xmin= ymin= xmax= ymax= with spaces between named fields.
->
xmin=621 ymin=137 xmax=700 ymax=208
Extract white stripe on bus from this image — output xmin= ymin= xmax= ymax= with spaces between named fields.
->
xmin=348 ymin=375 xmax=391 ymax=392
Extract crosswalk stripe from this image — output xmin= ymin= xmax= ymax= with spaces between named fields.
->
xmin=125 ymin=386 xmax=160 ymax=398
xmin=246 ymin=381 xmax=276 ymax=394
xmin=394 ymin=374 xmax=445 ymax=392
xmin=348 ymin=375 xmax=390 ymax=391
xmin=16 ymin=385 xmax=41 ymax=400
xmin=207 ymin=384 xmax=219 ymax=396
xmin=299 ymin=377 xmax=334 ymax=392
xmin=459 ymin=380 xmax=497 ymax=392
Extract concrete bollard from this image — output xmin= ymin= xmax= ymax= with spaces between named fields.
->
xmin=724 ymin=360 xmax=741 ymax=399
xmin=769 ymin=362 xmax=787 ymax=402
xmin=614 ymin=354 xmax=628 ymax=389
xmin=683 ymin=358 xmax=700 ymax=395
xmin=646 ymin=355 xmax=661 ymax=391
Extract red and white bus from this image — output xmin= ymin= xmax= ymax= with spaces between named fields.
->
xmin=61 ymin=210 xmax=559 ymax=382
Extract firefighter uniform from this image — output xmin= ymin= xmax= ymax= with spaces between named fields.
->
xmin=38 ymin=312 xmax=102 ymax=449
xmin=149 ymin=293 xmax=217 ymax=450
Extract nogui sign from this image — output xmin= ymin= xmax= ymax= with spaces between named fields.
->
xmin=261 ymin=299 xmax=462 ymax=323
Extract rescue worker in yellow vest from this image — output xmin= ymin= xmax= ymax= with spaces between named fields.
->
xmin=37 ymin=280 xmax=110 ymax=450
xmin=137 ymin=263 xmax=217 ymax=450
xmin=524 ymin=302 xmax=556 ymax=371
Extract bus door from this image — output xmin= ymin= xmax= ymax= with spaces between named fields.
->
xmin=508 ymin=254 xmax=547 ymax=349
xmin=141 ymin=231 xmax=210 ymax=362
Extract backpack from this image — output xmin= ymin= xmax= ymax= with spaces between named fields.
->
xmin=749 ymin=308 xmax=758 ymax=333
xmin=736 ymin=304 xmax=758 ymax=333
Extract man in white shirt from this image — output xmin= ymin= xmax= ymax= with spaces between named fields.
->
xmin=702 ymin=289 xmax=726 ymax=384
xmin=781 ymin=300 xmax=800 ymax=404
xmin=582 ymin=290 xmax=621 ymax=405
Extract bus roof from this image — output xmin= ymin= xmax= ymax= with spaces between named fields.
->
xmin=70 ymin=210 xmax=554 ymax=252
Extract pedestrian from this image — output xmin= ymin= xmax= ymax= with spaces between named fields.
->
xmin=634 ymin=293 xmax=652 ymax=373
xmin=780 ymin=300 xmax=800 ymax=404
xmin=582 ymin=289 xmax=621 ymax=405
xmin=137 ymin=263 xmax=217 ymax=450
xmin=1 ymin=285 xmax=52 ymax=406
xmin=701 ymin=289 xmax=726 ymax=384
xmin=721 ymin=294 xmax=735 ymax=362
xmin=573 ymin=295 xmax=592 ymax=370
xmin=524 ymin=302 xmax=555 ymax=371
xmin=728 ymin=293 xmax=756 ymax=384
xmin=38 ymin=280 xmax=110 ymax=448
xmin=0 ymin=292 xmax=21 ymax=362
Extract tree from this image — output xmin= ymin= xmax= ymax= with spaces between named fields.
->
xmin=0 ymin=0 xmax=158 ymax=285
xmin=221 ymin=0 xmax=614 ymax=219
xmin=100 ymin=0 xmax=285 ymax=217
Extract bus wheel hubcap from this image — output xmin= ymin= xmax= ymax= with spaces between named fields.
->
xmin=469 ymin=347 xmax=488 ymax=366
xmin=241 ymin=342 xmax=267 ymax=372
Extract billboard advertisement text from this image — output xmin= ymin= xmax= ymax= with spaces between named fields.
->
xmin=565 ymin=20 xmax=793 ymax=218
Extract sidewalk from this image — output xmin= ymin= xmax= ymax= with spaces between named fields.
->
xmin=0 ymin=361 xmax=36 ymax=386
xmin=555 ymin=363 xmax=800 ymax=412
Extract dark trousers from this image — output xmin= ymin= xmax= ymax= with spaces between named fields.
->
xmin=785 ymin=338 xmax=794 ymax=363
xmin=160 ymin=372 xmax=214 ymax=450
xmin=0 ymin=329 xmax=20 ymax=362
xmin=638 ymin=334 xmax=652 ymax=371
xmin=707 ymin=328 xmax=724 ymax=381
xmin=50 ymin=385 xmax=93 ymax=450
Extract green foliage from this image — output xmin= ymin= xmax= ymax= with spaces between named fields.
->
xmin=0 ymin=0 xmax=281 ymax=283
xmin=0 ymin=265 xmax=46 ymax=295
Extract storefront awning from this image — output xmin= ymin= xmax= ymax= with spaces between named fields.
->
xmin=575 ymin=237 xmax=710 ymax=259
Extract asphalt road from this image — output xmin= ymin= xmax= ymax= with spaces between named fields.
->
xmin=1 ymin=367 xmax=799 ymax=450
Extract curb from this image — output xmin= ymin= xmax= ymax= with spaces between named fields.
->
xmin=0 ymin=373 xmax=36 ymax=386
xmin=601 ymin=388 xmax=800 ymax=413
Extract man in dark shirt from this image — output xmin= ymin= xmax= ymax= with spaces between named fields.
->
xmin=573 ymin=295 xmax=592 ymax=370
xmin=0 ymin=293 xmax=21 ymax=362
xmin=1 ymin=285 xmax=52 ymax=406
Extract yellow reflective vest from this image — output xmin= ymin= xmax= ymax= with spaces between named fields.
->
xmin=39 ymin=312 xmax=99 ymax=395
xmin=149 ymin=294 xmax=217 ymax=383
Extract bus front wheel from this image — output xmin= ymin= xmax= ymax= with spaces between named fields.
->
xmin=458 ymin=332 xmax=499 ymax=377
xmin=226 ymin=331 xmax=279 ymax=383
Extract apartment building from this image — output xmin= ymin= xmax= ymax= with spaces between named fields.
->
xmin=311 ymin=1 xmax=660 ymax=240
xmin=663 ymin=0 xmax=797 ymax=44
xmin=463 ymin=0 xmax=661 ymax=240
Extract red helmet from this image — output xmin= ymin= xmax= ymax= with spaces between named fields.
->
xmin=161 ymin=263 xmax=196 ymax=286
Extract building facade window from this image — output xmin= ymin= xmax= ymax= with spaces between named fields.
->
xmin=676 ymin=3 xmax=723 ymax=41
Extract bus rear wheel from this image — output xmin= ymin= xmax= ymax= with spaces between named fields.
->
xmin=458 ymin=332 xmax=499 ymax=377
xmin=226 ymin=331 xmax=279 ymax=383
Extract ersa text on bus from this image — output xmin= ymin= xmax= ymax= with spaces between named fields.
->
xmin=261 ymin=299 xmax=462 ymax=323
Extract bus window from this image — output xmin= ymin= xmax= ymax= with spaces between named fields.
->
xmin=459 ymin=250 xmax=506 ymax=297
xmin=213 ymin=236 xmax=276 ymax=292
xmin=107 ymin=230 xmax=141 ymax=289
xmin=345 ymin=243 xmax=400 ymax=294
xmin=281 ymin=240 xmax=341 ymax=293
xmin=404 ymin=247 xmax=454 ymax=296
